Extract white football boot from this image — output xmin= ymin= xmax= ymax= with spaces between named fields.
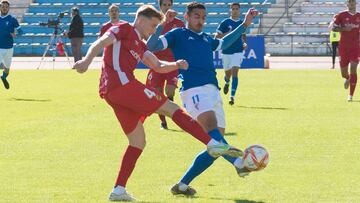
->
xmin=108 ymin=186 xmax=136 ymax=202
xmin=207 ymin=142 xmax=243 ymax=158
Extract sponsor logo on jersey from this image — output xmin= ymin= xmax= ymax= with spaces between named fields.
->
xmin=130 ymin=50 xmax=141 ymax=62
xmin=344 ymin=23 xmax=359 ymax=28
xmin=203 ymin=36 xmax=209 ymax=42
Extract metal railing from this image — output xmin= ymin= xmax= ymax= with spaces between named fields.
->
xmin=259 ymin=0 xmax=301 ymax=36
xmin=264 ymin=34 xmax=333 ymax=56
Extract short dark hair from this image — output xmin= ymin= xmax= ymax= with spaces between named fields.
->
xmin=186 ymin=2 xmax=206 ymax=15
xmin=137 ymin=5 xmax=164 ymax=21
xmin=230 ymin=3 xmax=240 ymax=8
xmin=158 ymin=0 xmax=173 ymax=6
xmin=0 ymin=0 xmax=10 ymax=6
xmin=72 ymin=7 xmax=79 ymax=12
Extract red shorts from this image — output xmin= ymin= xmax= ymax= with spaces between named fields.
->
xmin=339 ymin=45 xmax=360 ymax=68
xmin=103 ymin=79 xmax=167 ymax=134
xmin=146 ymin=69 xmax=179 ymax=92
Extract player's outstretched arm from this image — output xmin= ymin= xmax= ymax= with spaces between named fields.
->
xmin=332 ymin=25 xmax=352 ymax=32
xmin=146 ymin=25 xmax=165 ymax=52
xmin=142 ymin=51 xmax=188 ymax=73
xmin=73 ymin=34 xmax=114 ymax=73
xmin=147 ymin=9 xmax=177 ymax=51
xmin=221 ymin=8 xmax=259 ymax=51
xmin=215 ymin=32 xmax=227 ymax=39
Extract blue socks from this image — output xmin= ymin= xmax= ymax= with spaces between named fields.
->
xmin=231 ymin=77 xmax=238 ymax=98
xmin=180 ymin=150 xmax=215 ymax=185
xmin=207 ymin=129 xmax=236 ymax=164
xmin=179 ymin=129 xmax=237 ymax=185
xmin=1 ymin=71 xmax=8 ymax=79
xmin=224 ymin=76 xmax=230 ymax=84
xmin=225 ymin=75 xmax=238 ymax=98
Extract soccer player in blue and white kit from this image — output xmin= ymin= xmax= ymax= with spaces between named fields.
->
xmin=215 ymin=2 xmax=247 ymax=105
xmin=0 ymin=0 xmax=23 ymax=89
xmin=147 ymin=2 xmax=259 ymax=195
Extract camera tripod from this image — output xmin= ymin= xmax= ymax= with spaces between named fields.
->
xmin=37 ymin=26 xmax=72 ymax=70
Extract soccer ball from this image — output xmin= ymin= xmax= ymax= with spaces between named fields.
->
xmin=243 ymin=145 xmax=269 ymax=171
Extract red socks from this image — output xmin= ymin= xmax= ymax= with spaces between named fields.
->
xmin=171 ymin=109 xmax=211 ymax=145
xmin=115 ymin=110 xmax=213 ymax=186
xmin=349 ymin=73 xmax=357 ymax=96
xmin=115 ymin=145 xmax=143 ymax=187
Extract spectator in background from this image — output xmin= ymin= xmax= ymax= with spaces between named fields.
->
xmin=328 ymin=21 xmax=340 ymax=69
xmin=64 ymin=7 xmax=84 ymax=63
xmin=99 ymin=4 xmax=122 ymax=37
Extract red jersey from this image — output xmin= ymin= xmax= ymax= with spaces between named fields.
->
xmin=155 ymin=18 xmax=184 ymax=61
xmin=333 ymin=11 xmax=360 ymax=48
xmin=99 ymin=20 xmax=125 ymax=37
xmin=99 ymin=22 xmax=149 ymax=97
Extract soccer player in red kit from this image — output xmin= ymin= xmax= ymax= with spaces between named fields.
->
xmin=73 ymin=5 xmax=242 ymax=201
xmin=99 ymin=4 xmax=123 ymax=37
xmin=146 ymin=0 xmax=185 ymax=129
xmin=332 ymin=0 xmax=360 ymax=101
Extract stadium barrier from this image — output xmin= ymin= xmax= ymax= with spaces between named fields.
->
xmin=214 ymin=35 xmax=265 ymax=69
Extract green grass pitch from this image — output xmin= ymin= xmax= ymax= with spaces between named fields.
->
xmin=1 ymin=69 xmax=359 ymax=202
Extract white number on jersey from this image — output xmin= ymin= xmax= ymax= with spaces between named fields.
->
xmin=144 ymin=88 xmax=156 ymax=99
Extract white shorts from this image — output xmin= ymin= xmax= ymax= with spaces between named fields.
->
xmin=180 ymin=84 xmax=226 ymax=128
xmin=222 ymin=52 xmax=245 ymax=71
xmin=0 ymin=48 xmax=14 ymax=69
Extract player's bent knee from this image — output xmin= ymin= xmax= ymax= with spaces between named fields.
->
xmin=166 ymin=92 xmax=175 ymax=100
xmin=165 ymin=86 xmax=176 ymax=97
xmin=156 ymin=100 xmax=180 ymax=117
xmin=128 ymin=138 xmax=146 ymax=150
xmin=2 ymin=67 xmax=10 ymax=74
xmin=232 ymin=67 xmax=239 ymax=75
xmin=341 ymin=69 xmax=349 ymax=78
xmin=197 ymin=111 xmax=218 ymax=132
xmin=126 ymin=122 xmax=146 ymax=149
xmin=129 ymin=142 xmax=146 ymax=150
xmin=350 ymin=65 xmax=358 ymax=74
